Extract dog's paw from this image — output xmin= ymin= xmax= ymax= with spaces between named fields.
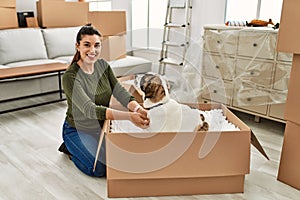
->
xmin=194 ymin=121 xmax=209 ymax=132
xmin=194 ymin=113 xmax=209 ymax=132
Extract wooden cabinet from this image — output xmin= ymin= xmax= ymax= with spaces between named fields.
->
xmin=201 ymin=25 xmax=292 ymax=122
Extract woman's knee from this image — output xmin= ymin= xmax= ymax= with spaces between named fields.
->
xmin=72 ymin=156 xmax=106 ymax=177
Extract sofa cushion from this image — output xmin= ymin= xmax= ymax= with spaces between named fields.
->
xmin=108 ymin=56 xmax=152 ymax=77
xmin=0 ymin=65 xmax=9 ymax=69
xmin=54 ymin=56 xmax=73 ymax=63
xmin=5 ymin=59 xmax=66 ymax=68
xmin=42 ymin=26 xmax=81 ymax=59
xmin=0 ymin=28 xmax=48 ymax=65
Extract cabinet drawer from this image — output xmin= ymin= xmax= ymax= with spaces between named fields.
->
xmin=202 ymin=54 xmax=235 ymax=80
xmin=277 ymin=52 xmax=293 ymax=62
xmin=233 ymin=83 xmax=269 ymax=115
xmin=273 ymin=63 xmax=291 ymax=91
xmin=236 ymin=59 xmax=274 ymax=88
xmin=203 ymin=30 xmax=238 ymax=55
xmin=268 ymin=91 xmax=287 ymax=120
xmin=269 ymin=103 xmax=286 ymax=120
xmin=237 ymin=31 xmax=276 ymax=59
xmin=201 ymin=77 xmax=232 ymax=105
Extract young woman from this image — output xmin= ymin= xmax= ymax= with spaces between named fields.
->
xmin=59 ymin=24 xmax=149 ymax=177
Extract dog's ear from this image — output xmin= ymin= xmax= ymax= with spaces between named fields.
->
xmin=140 ymin=74 xmax=157 ymax=92
xmin=140 ymin=74 xmax=151 ymax=92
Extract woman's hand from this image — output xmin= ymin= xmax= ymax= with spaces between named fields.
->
xmin=130 ymin=110 xmax=150 ymax=129
xmin=136 ymin=106 xmax=148 ymax=117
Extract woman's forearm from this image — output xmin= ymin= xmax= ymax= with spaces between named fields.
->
xmin=106 ymin=108 xmax=132 ymax=120
xmin=127 ymin=100 xmax=141 ymax=112
xmin=105 ymin=107 xmax=150 ymax=128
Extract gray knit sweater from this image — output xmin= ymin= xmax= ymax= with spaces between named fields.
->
xmin=62 ymin=59 xmax=134 ymax=131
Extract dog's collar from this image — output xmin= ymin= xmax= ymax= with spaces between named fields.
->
xmin=146 ymin=103 xmax=164 ymax=110
xmin=143 ymin=95 xmax=170 ymax=109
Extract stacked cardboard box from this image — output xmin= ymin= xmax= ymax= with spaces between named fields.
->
xmin=276 ymin=0 xmax=300 ymax=190
xmin=0 ymin=0 xmax=18 ymax=29
xmin=88 ymin=11 xmax=127 ymax=61
xmin=36 ymin=0 xmax=89 ymax=28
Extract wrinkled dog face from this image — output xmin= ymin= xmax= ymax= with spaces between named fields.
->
xmin=140 ymin=73 xmax=167 ymax=104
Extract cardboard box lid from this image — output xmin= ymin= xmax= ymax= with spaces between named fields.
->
xmin=105 ymin=104 xmax=252 ymax=180
xmin=284 ymin=54 xmax=300 ymax=125
xmin=277 ymin=0 xmax=300 ymax=53
xmin=88 ymin=11 xmax=126 ymax=36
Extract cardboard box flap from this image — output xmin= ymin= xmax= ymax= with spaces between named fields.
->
xmin=193 ymin=103 xmax=268 ymax=160
xmin=251 ymin=130 xmax=269 ymax=160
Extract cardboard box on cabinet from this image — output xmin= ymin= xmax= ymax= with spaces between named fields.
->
xmin=101 ymin=35 xmax=126 ymax=61
xmin=0 ymin=7 xmax=18 ymax=30
xmin=278 ymin=120 xmax=300 ymax=190
xmin=36 ymin=0 xmax=88 ymax=28
xmin=88 ymin=11 xmax=126 ymax=36
xmin=105 ymin=103 xmax=253 ymax=197
xmin=277 ymin=0 xmax=300 ymax=54
xmin=0 ymin=0 xmax=16 ymax=8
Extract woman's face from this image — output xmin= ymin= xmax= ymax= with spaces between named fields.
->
xmin=76 ymin=34 xmax=102 ymax=65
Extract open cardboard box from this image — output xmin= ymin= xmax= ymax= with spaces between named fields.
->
xmin=94 ymin=76 xmax=268 ymax=197
xmin=98 ymin=107 xmax=267 ymax=197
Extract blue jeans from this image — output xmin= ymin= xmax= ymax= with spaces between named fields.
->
xmin=62 ymin=121 xmax=106 ymax=177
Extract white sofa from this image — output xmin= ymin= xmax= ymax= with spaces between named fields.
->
xmin=0 ymin=27 xmax=152 ymax=109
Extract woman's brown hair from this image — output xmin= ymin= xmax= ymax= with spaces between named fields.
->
xmin=70 ymin=24 xmax=102 ymax=65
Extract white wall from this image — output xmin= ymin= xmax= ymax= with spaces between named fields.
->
xmin=16 ymin=0 xmax=226 ymax=53
xmin=16 ymin=0 xmax=37 ymax=15
xmin=191 ymin=0 xmax=226 ymax=39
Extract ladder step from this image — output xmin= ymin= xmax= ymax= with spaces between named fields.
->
xmin=165 ymin=23 xmax=187 ymax=28
xmin=159 ymin=58 xmax=183 ymax=66
xmin=169 ymin=0 xmax=186 ymax=8
xmin=163 ymin=41 xmax=186 ymax=47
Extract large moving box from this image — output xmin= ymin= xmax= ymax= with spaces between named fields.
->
xmin=278 ymin=121 xmax=300 ymax=189
xmin=0 ymin=7 xmax=18 ymax=30
xmin=88 ymin=11 xmax=127 ymax=36
xmin=276 ymin=0 xmax=300 ymax=190
xmin=0 ymin=0 xmax=16 ymax=8
xmin=36 ymin=0 xmax=88 ymax=28
xmin=101 ymin=35 xmax=126 ymax=61
xmin=104 ymin=103 xmax=252 ymax=197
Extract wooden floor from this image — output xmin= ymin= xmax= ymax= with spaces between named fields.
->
xmin=0 ymin=101 xmax=300 ymax=200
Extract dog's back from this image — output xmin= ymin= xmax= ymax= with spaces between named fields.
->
xmin=146 ymin=99 xmax=205 ymax=132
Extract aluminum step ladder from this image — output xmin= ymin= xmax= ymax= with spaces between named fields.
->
xmin=158 ymin=0 xmax=192 ymax=75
